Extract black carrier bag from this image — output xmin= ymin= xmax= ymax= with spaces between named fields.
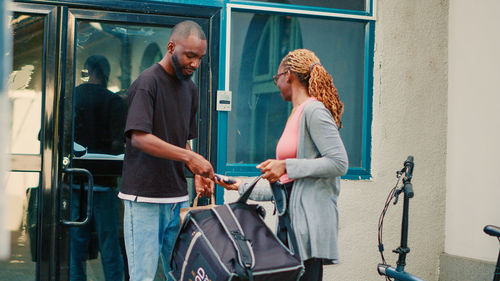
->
xmin=169 ymin=176 xmax=304 ymax=281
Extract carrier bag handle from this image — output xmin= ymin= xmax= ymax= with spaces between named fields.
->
xmin=192 ymin=193 xmax=216 ymax=207
xmin=237 ymin=175 xmax=263 ymax=204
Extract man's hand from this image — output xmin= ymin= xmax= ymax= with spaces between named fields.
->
xmin=256 ymin=159 xmax=286 ymax=183
xmin=195 ymin=175 xmax=214 ymax=197
xmin=185 ymin=151 xmax=214 ymax=179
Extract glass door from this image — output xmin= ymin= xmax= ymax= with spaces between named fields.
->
xmin=57 ymin=9 xmax=215 ymax=281
xmin=1 ymin=3 xmax=58 ymax=281
xmin=2 ymin=2 xmax=218 ymax=281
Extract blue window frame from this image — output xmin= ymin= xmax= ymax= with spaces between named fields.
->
xmin=217 ymin=1 xmax=374 ymax=186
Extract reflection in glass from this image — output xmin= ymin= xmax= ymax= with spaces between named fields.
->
xmin=229 ymin=12 xmax=365 ymax=167
xmin=8 ymin=14 xmax=43 ymax=155
xmin=0 ymin=172 xmax=40 ymax=278
xmin=0 ymin=13 xmax=43 ymax=280
xmin=69 ymin=176 xmax=124 ymax=281
xmin=71 ymin=54 xmax=126 ymax=280
xmin=75 ymin=21 xmax=172 ymax=95
xmin=71 ymin=20 xmax=180 ymax=281
xmin=140 ymin=43 xmax=163 ymax=73
xmin=228 ymin=14 xmax=302 ymax=163
xmin=250 ymin=0 xmax=366 ymax=12
xmin=73 ymin=21 xmax=174 ymax=158
xmin=74 ymin=55 xmax=127 ymax=156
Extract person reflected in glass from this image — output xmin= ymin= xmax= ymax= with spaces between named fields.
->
xmin=71 ymin=55 xmax=126 ymax=281
xmin=216 ymin=49 xmax=348 ymax=281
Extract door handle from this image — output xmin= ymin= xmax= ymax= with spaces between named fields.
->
xmin=61 ymin=168 xmax=94 ymax=227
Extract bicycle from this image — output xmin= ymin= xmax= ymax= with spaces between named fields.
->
xmin=376 ymin=156 xmax=425 ymax=281
xmin=376 ymin=157 xmax=500 ymax=281
xmin=483 ymin=225 xmax=500 ymax=281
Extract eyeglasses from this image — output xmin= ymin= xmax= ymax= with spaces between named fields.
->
xmin=272 ymin=71 xmax=288 ymax=85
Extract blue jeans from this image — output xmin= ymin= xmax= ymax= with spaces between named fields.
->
xmin=122 ymin=200 xmax=188 ymax=281
xmin=70 ymin=188 xmax=124 ymax=281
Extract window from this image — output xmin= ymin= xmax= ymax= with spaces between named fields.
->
xmin=221 ymin=2 xmax=374 ymax=179
xmin=249 ymin=0 xmax=366 ymax=12
xmin=140 ymin=43 xmax=163 ymax=73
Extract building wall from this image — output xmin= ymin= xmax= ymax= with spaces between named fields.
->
xmin=332 ymin=0 xmax=448 ymax=279
xmin=446 ymin=0 xmax=500 ymax=266
xmin=225 ymin=0 xmax=449 ymax=280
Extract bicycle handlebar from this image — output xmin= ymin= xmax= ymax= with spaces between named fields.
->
xmin=484 ymin=225 xmax=500 ymax=238
xmin=403 ymin=156 xmax=414 ymax=179
xmin=404 ymin=156 xmax=414 ymax=174
xmin=402 ymin=155 xmax=414 ymax=198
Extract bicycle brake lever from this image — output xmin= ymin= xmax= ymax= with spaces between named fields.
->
xmin=393 ymin=188 xmax=402 ymax=205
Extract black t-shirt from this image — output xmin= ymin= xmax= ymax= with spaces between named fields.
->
xmin=74 ymin=83 xmax=127 ymax=187
xmin=120 ymin=64 xmax=198 ymax=198
xmin=75 ymin=83 xmax=126 ymax=155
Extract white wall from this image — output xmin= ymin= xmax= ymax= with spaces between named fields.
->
xmin=446 ymin=0 xmax=500 ymax=262
xmin=225 ymin=1 xmax=449 ymax=280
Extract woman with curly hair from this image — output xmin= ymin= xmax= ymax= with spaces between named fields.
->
xmin=216 ymin=49 xmax=348 ymax=281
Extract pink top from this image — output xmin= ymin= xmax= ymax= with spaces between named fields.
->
xmin=276 ymin=97 xmax=317 ymax=183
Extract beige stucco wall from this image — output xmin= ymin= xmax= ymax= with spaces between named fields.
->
xmin=333 ymin=1 xmax=448 ymax=280
xmin=447 ymin=0 xmax=500 ymax=263
xmin=225 ymin=0 xmax=449 ymax=280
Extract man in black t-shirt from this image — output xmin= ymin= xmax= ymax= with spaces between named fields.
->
xmin=119 ymin=20 xmax=214 ymax=281
xmin=71 ymin=55 xmax=125 ymax=281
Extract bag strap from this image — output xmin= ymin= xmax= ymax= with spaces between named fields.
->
xmin=271 ymin=182 xmax=301 ymax=257
xmin=237 ymin=175 xmax=262 ymax=204
xmin=277 ymin=208 xmax=301 ymax=257
xmin=212 ymin=204 xmax=255 ymax=280
xmin=270 ymin=181 xmax=287 ymax=216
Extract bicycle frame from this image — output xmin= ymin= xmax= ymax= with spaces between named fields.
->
xmin=377 ymin=181 xmax=424 ymax=281
xmin=377 ymin=264 xmax=425 ymax=281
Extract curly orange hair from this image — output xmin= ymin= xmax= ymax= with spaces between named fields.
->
xmin=280 ymin=49 xmax=344 ymax=129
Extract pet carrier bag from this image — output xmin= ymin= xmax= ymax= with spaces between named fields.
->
xmin=169 ymin=176 xmax=304 ymax=281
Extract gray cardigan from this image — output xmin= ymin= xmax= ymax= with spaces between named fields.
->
xmin=239 ymin=100 xmax=348 ymax=262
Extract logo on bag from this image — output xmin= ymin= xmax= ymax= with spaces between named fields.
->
xmin=192 ymin=267 xmax=210 ymax=281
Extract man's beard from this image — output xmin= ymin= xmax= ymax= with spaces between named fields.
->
xmin=172 ymin=53 xmax=193 ymax=81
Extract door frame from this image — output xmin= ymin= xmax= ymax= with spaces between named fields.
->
xmin=8 ymin=2 xmax=59 ymax=280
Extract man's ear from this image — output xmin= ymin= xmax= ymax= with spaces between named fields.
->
xmin=167 ymin=41 xmax=175 ymax=54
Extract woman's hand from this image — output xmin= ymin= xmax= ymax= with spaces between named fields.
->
xmin=257 ymin=159 xmax=286 ymax=183
xmin=214 ymin=176 xmax=241 ymax=191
